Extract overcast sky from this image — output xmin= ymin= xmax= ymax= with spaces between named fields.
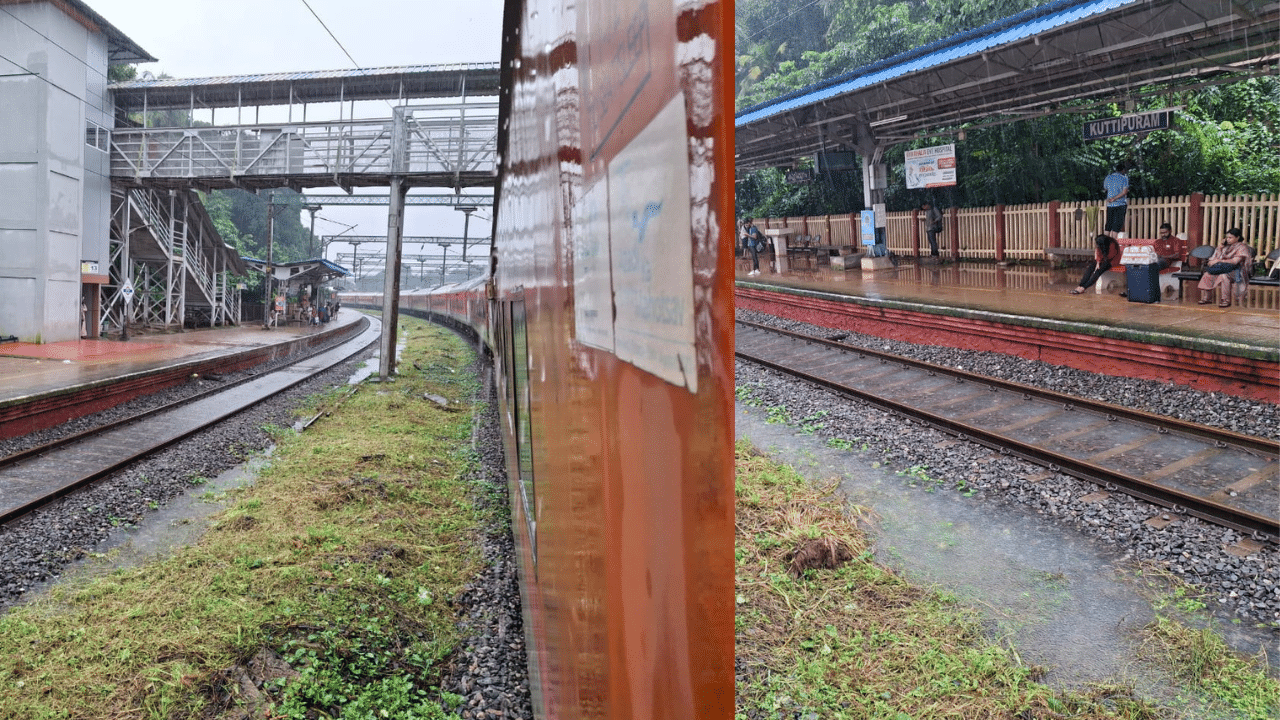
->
xmin=85 ymin=0 xmax=505 ymax=280
xmin=88 ymin=0 xmax=504 ymax=78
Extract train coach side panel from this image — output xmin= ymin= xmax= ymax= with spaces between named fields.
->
xmin=494 ymin=0 xmax=734 ymax=718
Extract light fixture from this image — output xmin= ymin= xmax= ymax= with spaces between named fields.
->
xmin=868 ymin=114 xmax=908 ymax=128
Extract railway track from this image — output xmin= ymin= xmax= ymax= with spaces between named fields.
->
xmin=0 ymin=317 xmax=381 ymax=526
xmin=736 ymin=319 xmax=1279 ymax=543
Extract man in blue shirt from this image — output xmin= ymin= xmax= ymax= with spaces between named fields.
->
xmin=1103 ymin=163 xmax=1129 ymax=240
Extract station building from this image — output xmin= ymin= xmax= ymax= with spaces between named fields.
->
xmin=0 ymin=0 xmax=242 ymax=344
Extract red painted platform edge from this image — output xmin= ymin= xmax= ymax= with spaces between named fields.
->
xmin=737 ymin=289 xmax=1280 ymax=404
xmin=0 ymin=322 xmax=364 ymax=441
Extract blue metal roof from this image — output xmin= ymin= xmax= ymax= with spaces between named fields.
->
xmin=736 ymin=0 xmax=1137 ymax=126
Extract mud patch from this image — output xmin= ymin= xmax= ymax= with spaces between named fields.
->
xmin=786 ymin=536 xmax=853 ymax=578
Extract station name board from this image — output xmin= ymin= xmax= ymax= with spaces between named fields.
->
xmin=1083 ymin=109 xmax=1174 ymax=140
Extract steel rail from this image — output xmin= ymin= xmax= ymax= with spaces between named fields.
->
xmin=736 ymin=320 xmax=1279 ymax=543
xmin=0 ymin=318 xmax=379 ymax=527
xmin=0 ymin=320 xmax=369 ymax=471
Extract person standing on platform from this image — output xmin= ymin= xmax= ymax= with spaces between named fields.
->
xmin=741 ymin=218 xmax=763 ymax=276
xmin=1196 ymin=228 xmax=1252 ymax=308
xmin=1069 ymin=234 xmax=1121 ymax=295
xmin=1102 ymin=163 xmax=1129 ymax=240
xmin=922 ymin=201 xmax=943 ymax=258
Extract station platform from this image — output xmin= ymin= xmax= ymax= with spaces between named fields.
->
xmin=0 ymin=312 xmax=366 ymax=438
xmin=736 ymin=256 xmax=1279 ymax=401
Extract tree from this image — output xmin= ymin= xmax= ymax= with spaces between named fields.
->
xmin=107 ymin=64 xmax=136 ymax=83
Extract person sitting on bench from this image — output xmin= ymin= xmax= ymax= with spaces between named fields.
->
xmin=1196 ymin=228 xmax=1251 ymax=308
xmin=1069 ymin=234 xmax=1121 ymax=295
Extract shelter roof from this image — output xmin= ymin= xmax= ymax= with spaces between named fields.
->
xmin=24 ymin=0 xmax=157 ymax=64
xmin=241 ymin=257 xmax=352 ymax=284
xmin=109 ymin=62 xmax=501 ymax=111
xmin=735 ymin=0 xmax=1279 ymax=170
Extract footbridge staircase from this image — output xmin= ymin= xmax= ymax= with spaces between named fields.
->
xmin=102 ymin=63 xmax=499 ymax=334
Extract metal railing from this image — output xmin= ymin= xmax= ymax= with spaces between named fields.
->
xmin=110 ymin=104 xmax=499 ymax=184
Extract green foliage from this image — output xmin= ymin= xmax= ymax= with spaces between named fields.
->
xmin=737 ymin=0 xmax=1043 ymax=110
xmin=200 ymin=188 xmax=319 ymax=299
xmin=107 ymin=64 xmax=136 ymax=83
xmin=734 ymin=1 xmax=1280 ymax=218
xmin=737 ymin=164 xmax=866 ymax=218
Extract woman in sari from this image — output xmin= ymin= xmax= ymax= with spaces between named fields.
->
xmin=1197 ymin=228 xmax=1252 ymax=307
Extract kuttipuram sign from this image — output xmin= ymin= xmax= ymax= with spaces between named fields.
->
xmin=1083 ymin=109 xmax=1174 ymax=140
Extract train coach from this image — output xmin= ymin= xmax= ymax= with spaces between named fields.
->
xmin=347 ymin=0 xmax=736 ymax=717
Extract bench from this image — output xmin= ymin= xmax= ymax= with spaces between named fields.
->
xmin=1044 ymin=247 xmax=1094 ymax=266
xmin=808 ymin=244 xmax=862 ymax=269
xmin=1172 ymin=273 xmax=1278 ymax=300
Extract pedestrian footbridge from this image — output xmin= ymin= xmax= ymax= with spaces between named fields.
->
xmin=101 ymin=63 xmax=499 ymax=337
xmin=110 ymin=102 xmax=498 ymax=191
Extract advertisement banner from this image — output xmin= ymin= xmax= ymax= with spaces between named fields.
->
xmin=904 ymin=144 xmax=956 ymax=189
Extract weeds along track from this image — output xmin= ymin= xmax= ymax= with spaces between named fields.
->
xmin=736 ymin=319 xmax=1279 ymax=543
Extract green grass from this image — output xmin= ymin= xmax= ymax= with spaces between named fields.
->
xmin=0 ymin=318 xmax=486 ymax=719
xmin=734 ymin=439 xmax=1279 ymax=720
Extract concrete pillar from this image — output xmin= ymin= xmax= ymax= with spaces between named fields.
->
xmin=1048 ymin=200 xmax=1062 ymax=249
xmin=948 ymin=206 xmax=960 ymax=261
xmin=911 ymin=208 xmax=921 ymax=257
xmin=995 ymin=204 xmax=1006 ymax=263
xmin=379 ymin=108 xmax=408 ymax=380
xmin=1188 ymin=192 xmax=1204 ymax=248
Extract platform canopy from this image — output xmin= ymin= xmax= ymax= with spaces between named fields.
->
xmin=109 ymin=62 xmax=501 ymax=112
xmin=735 ymin=0 xmax=1280 ymax=171
xmin=241 ymin=257 xmax=351 ymax=285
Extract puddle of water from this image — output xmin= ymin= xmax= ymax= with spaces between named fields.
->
xmin=23 ymin=450 xmax=272 ymax=598
xmin=347 ymin=355 xmax=378 ymax=385
xmin=31 ymin=356 xmax=382 ymax=594
xmin=79 ymin=451 xmax=272 ymax=569
xmin=736 ymin=402 xmax=1274 ymax=710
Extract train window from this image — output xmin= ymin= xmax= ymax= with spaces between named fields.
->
xmin=509 ymin=298 xmax=537 ymax=560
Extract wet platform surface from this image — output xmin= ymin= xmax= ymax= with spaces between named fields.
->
xmin=737 ymin=256 xmax=1279 ymax=352
xmin=0 ymin=312 xmax=364 ymax=405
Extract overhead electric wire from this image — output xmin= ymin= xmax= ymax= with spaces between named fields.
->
xmin=739 ymin=0 xmax=826 ymax=44
xmin=297 ymin=0 xmax=397 ymax=111
xmin=299 ymin=0 xmax=365 ymax=72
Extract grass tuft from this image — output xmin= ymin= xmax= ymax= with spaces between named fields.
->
xmin=0 ymin=318 xmax=487 ymax=719
xmin=734 ymin=438 xmax=1279 ymax=720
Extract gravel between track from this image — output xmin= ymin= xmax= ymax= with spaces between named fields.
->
xmin=737 ymin=308 xmax=1279 ymax=628
xmin=0 ymin=328 xmax=533 ymax=718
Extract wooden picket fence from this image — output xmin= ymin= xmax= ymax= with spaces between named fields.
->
xmin=752 ymin=193 xmax=1279 ymax=265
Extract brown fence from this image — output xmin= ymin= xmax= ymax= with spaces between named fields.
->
xmin=753 ymin=193 xmax=1278 ymax=263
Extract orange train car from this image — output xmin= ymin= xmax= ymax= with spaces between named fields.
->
xmin=347 ymin=0 xmax=735 ymax=717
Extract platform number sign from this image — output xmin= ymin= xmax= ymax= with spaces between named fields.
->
xmin=121 ymin=279 xmax=135 ymax=302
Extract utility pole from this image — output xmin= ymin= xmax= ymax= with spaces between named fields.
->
xmin=349 ymin=241 xmax=364 ymax=289
xmin=263 ymin=192 xmax=276 ymax=330
xmin=304 ymin=203 xmax=322 ymax=258
xmin=456 ymin=205 xmax=476 ymax=262
xmin=380 ymin=106 xmax=409 ymax=380
xmin=439 ymin=243 xmax=450 ymax=282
